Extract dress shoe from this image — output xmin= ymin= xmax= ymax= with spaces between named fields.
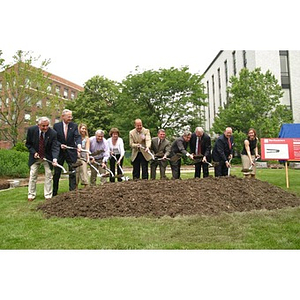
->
xmin=28 ymin=197 xmax=35 ymax=202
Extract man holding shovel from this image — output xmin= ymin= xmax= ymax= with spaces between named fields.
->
xmin=26 ymin=117 xmax=59 ymax=201
xmin=212 ymin=127 xmax=234 ymax=177
xmin=169 ymin=131 xmax=194 ymax=179
xmin=53 ymin=109 xmax=82 ymax=196
xmin=89 ymin=129 xmax=110 ymax=185
xmin=129 ymin=119 xmax=152 ymax=180
xmin=189 ymin=127 xmax=211 ymax=178
xmin=149 ymin=129 xmax=171 ymax=180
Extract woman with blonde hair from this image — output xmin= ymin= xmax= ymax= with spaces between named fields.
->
xmin=241 ymin=128 xmax=260 ymax=178
xmin=76 ymin=123 xmax=90 ymax=188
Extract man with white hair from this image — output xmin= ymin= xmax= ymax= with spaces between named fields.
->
xmin=26 ymin=116 xmax=59 ymax=201
xmin=212 ymin=127 xmax=234 ymax=177
xmin=53 ymin=109 xmax=82 ymax=195
xmin=89 ymin=129 xmax=110 ymax=185
xmin=189 ymin=127 xmax=211 ymax=178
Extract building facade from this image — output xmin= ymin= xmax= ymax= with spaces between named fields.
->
xmin=0 ymin=67 xmax=83 ymax=149
xmin=202 ymin=50 xmax=300 ymax=132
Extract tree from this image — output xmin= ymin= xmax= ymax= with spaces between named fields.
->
xmin=67 ymin=75 xmax=120 ymax=136
xmin=0 ymin=50 xmax=59 ymax=146
xmin=115 ymin=66 xmax=206 ymax=145
xmin=212 ymin=68 xmax=293 ymax=153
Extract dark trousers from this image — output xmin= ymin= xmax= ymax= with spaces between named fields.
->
xmin=214 ymin=161 xmax=228 ymax=177
xmin=194 ymin=162 xmax=209 ymax=178
xmin=109 ymin=154 xmax=124 ymax=182
xmin=53 ymin=150 xmax=76 ymax=196
xmin=132 ymin=152 xmax=148 ymax=179
xmin=150 ymin=159 xmax=168 ymax=179
xmin=170 ymin=159 xmax=181 ymax=179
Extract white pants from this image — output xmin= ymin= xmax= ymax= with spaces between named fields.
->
xmin=28 ymin=159 xmax=53 ymax=199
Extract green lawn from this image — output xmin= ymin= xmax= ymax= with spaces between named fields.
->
xmin=0 ymin=167 xmax=300 ymax=249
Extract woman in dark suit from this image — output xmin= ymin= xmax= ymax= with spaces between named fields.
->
xmin=52 ymin=109 xmax=82 ymax=196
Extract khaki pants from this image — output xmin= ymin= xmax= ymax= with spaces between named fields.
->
xmin=90 ymin=159 xmax=107 ymax=185
xmin=28 ymin=159 xmax=53 ymax=199
xmin=241 ymin=154 xmax=256 ymax=176
xmin=76 ymin=159 xmax=89 ymax=186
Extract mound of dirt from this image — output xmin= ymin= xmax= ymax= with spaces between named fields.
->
xmin=37 ymin=176 xmax=300 ymax=219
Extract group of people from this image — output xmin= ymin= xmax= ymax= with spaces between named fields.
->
xmin=25 ymin=111 xmax=260 ymax=201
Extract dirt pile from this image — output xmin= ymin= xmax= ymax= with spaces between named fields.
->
xmin=37 ymin=176 xmax=300 ymax=219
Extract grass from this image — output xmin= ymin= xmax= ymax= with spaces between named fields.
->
xmin=0 ymin=167 xmax=300 ymax=249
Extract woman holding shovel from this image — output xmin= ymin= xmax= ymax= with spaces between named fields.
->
xmin=107 ymin=128 xmax=125 ymax=182
xmin=76 ymin=123 xmax=90 ymax=188
xmin=241 ymin=128 xmax=260 ymax=178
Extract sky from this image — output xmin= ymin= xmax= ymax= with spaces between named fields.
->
xmin=2 ymin=0 xmax=300 ymax=298
xmin=2 ymin=0 xmax=299 ymax=87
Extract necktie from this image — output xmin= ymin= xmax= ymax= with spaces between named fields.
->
xmin=39 ymin=132 xmax=45 ymax=159
xmin=197 ymin=137 xmax=201 ymax=155
xmin=228 ymin=138 xmax=232 ymax=150
xmin=64 ymin=124 xmax=68 ymax=140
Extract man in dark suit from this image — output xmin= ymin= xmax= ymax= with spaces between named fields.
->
xmin=169 ymin=131 xmax=194 ymax=179
xmin=189 ymin=127 xmax=212 ymax=178
xmin=26 ymin=116 xmax=59 ymax=201
xmin=212 ymin=127 xmax=234 ymax=177
xmin=149 ymin=129 xmax=171 ymax=180
xmin=53 ymin=109 xmax=82 ymax=196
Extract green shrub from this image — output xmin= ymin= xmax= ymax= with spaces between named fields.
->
xmin=0 ymin=149 xmax=29 ymax=178
xmin=12 ymin=142 xmax=29 ymax=152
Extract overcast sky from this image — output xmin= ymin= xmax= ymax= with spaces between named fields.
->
xmin=2 ymin=0 xmax=298 ymax=87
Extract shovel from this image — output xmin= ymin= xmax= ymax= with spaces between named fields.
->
xmin=43 ymin=158 xmax=75 ymax=175
xmin=65 ymin=146 xmax=91 ymax=154
xmin=111 ymin=154 xmax=129 ymax=181
xmin=227 ymin=158 xmax=232 ymax=176
xmin=88 ymin=161 xmax=110 ymax=178
xmin=139 ymin=145 xmax=155 ymax=160
xmin=90 ymin=157 xmax=118 ymax=178
xmin=241 ymin=157 xmax=258 ymax=173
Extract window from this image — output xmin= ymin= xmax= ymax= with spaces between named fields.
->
xmin=206 ymin=81 xmax=211 ymax=130
xmin=47 ymin=83 xmax=52 ymax=92
xmin=63 ymin=88 xmax=69 ymax=98
xmin=36 ymin=100 xmax=42 ymax=108
xmin=24 ymin=113 xmax=31 ymax=121
xmin=243 ymin=50 xmax=247 ymax=68
xmin=71 ymin=90 xmax=75 ymax=100
xmin=224 ymin=60 xmax=228 ymax=85
xmin=56 ymin=85 xmax=61 ymax=95
xmin=232 ymin=51 xmax=237 ymax=76
xmin=218 ymin=68 xmax=222 ymax=107
xmin=212 ymin=75 xmax=216 ymax=116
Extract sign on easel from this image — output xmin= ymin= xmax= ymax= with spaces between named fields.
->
xmin=261 ymin=138 xmax=300 ymax=188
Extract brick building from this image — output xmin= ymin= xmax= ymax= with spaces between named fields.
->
xmin=0 ymin=66 xmax=83 ymax=149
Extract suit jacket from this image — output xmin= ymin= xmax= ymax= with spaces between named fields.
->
xmin=189 ymin=132 xmax=212 ymax=162
xmin=129 ymin=127 xmax=152 ymax=161
xmin=212 ymin=133 xmax=234 ymax=162
xmin=26 ymin=125 xmax=60 ymax=167
xmin=53 ymin=121 xmax=82 ymax=163
xmin=170 ymin=136 xmax=189 ymax=157
xmin=150 ymin=137 xmax=171 ymax=158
